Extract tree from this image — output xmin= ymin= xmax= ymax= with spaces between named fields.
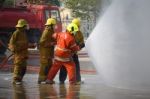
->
xmin=46 ymin=0 xmax=60 ymax=6
xmin=0 ymin=0 xmax=61 ymax=7
xmin=1 ymin=0 xmax=13 ymax=7
xmin=64 ymin=0 xmax=100 ymax=19
xmin=0 ymin=0 xmax=5 ymax=7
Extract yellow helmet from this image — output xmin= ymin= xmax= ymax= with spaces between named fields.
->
xmin=16 ymin=19 xmax=28 ymax=28
xmin=45 ymin=18 xmax=56 ymax=25
xmin=72 ymin=18 xmax=80 ymax=26
xmin=67 ymin=23 xmax=79 ymax=35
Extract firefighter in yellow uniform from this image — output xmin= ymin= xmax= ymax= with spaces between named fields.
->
xmin=59 ymin=18 xmax=85 ymax=84
xmin=9 ymin=19 xmax=30 ymax=85
xmin=73 ymin=18 xmax=85 ymax=49
xmin=38 ymin=18 xmax=56 ymax=84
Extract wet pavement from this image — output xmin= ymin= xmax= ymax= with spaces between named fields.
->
xmin=1 ymin=73 xmax=150 ymax=99
xmin=1 ymin=50 xmax=150 ymax=99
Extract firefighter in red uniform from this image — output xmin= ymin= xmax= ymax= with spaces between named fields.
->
xmin=59 ymin=18 xmax=85 ymax=84
xmin=46 ymin=23 xmax=81 ymax=84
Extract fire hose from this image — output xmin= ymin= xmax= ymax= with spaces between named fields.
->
xmin=0 ymin=40 xmax=37 ymax=69
xmin=0 ymin=40 xmax=14 ymax=69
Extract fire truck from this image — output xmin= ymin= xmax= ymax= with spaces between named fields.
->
xmin=0 ymin=4 xmax=62 ymax=59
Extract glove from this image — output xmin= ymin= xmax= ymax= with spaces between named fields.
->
xmin=28 ymin=43 xmax=36 ymax=48
xmin=50 ymin=42 xmax=56 ymax=46
xmin=79 ymin=43 xmax=85 ymax=49
xmin=44 ymin=43 xmax=51 ymax=48
xmin=44 ymin=42 xmax=56 ymax=48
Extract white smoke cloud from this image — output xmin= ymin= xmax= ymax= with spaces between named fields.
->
xmin=86 ymin=0 xmax=150 ymax=90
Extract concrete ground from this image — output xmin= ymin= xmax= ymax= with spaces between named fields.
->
xmin=0 ymin=49 xmax=150 ymax=99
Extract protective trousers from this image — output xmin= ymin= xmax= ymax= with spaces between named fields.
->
xmin=38 ymin=58 xmax=52 ymax=81
xmin=47 ymin=60 xmax=76 ymax=84
xmin=59 ymin=54 xmax=81 ymax=82
xmin=13 ymin=58 xmax=27 ymax=82
xmin=38 ymin=47 xmax=54 ymax=82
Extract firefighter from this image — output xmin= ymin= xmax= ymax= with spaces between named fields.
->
xmin=59 ymin=18 xmax=85 ymax=84
xmin=38 ymin=18 xmax=56 ymax=84
xmin=45 ymin=23 xmax=81 ymax=84
xmin=9 ymin=19 xmax=35 ymax=85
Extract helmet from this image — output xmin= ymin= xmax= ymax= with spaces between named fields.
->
xmin=45 ymin=18 xmax=56 ymax=25
xmin=16 ymin=19 xmax=28 ymax=28
xmin=72 ymin=18 xmax=80 ymax=26
xmin=67 ymin=23 xmax=79 ymax=35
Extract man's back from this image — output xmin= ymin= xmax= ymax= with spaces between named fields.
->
xmin=54 ymin=32 xmax=80 ymax=59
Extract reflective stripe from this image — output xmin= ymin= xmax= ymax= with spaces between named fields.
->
xmin=55 ymin=46 xmax=71 ymax=52
xmin=54 ymin=56 xmax=72 ymax=62
xmin=70 ymin=43 xmax=76 ymax=48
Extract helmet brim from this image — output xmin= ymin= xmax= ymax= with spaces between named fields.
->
xmin=15 ymin=25 xmax=25 ymax=27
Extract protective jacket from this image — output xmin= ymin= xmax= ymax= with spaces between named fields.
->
xmin=9 ymin=28 xmax=28 ymax=60
xmin=39 ymin=26 xmax=55 ymax=59
xmin=39 ymin=27 xmax=54 ymax=47
xmin=53 ymin=32 xmax=80 ymax=62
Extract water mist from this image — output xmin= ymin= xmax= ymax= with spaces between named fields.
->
xmin=86 ymin=0 xmax=150 ymax=90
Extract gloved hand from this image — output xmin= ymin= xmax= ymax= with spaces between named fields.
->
xmin=79 ymin=43 xmax=85 ymax=49
xmin=44 ymin=43 xmax=51 ymax=47
xmin=28 ymin=43 xmax=36 ymax=48
xmin=44 ymin=42 xmax=56 ymax=48
xmin=50 ymin=42 xmax=56 ymax=46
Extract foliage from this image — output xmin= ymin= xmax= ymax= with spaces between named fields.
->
xmin=1 ymin=0 xmax=13 ymax=7
xmin=64 ymin=0 xmax=100 ymax=19
xmin=46 ymin=0 xmax=60 ymax=6
xmin=0 ymin=0 xmax=61 ymax=7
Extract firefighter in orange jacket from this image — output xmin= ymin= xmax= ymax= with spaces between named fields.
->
xmin=38 ymin=18 xmax=56 ymax=84
xmin=59 ymin=18 xmax=85 ymax=84
xmin=9 ymin=19 xmax=35 ymax=85
xmin=46 ymin=23 xmax=81 ymax=84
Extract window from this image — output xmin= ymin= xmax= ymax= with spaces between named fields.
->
xmin=45 ymin=10 xmax=61 ymax=22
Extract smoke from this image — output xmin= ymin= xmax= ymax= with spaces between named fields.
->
xmin=86 ymin=0 xmax=150 ymax=90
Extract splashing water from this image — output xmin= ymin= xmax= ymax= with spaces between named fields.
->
xmin=86 ymin=0 xmax=150 ymax=90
